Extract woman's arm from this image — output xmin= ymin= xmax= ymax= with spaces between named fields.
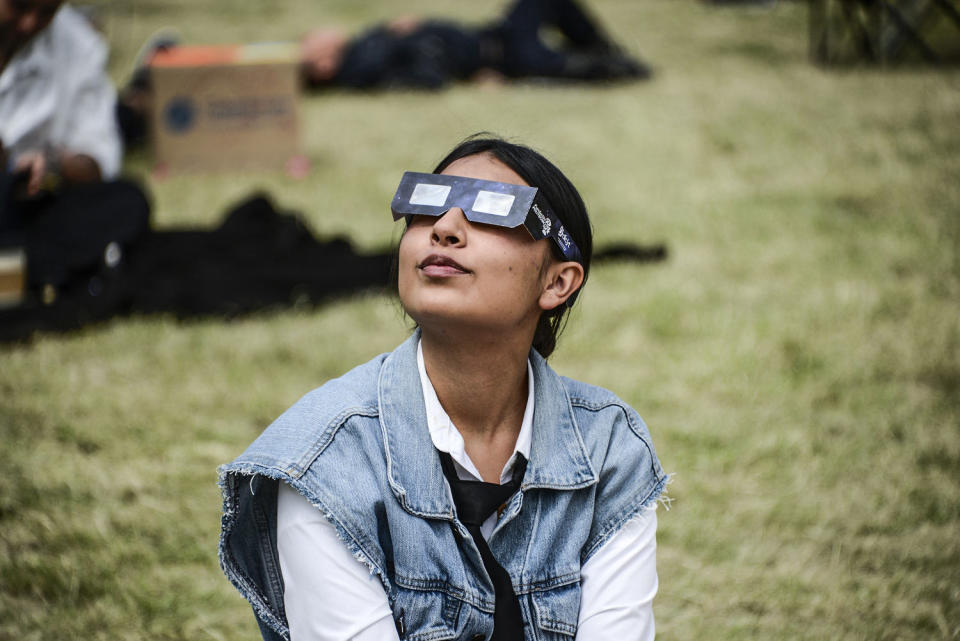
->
xmin=277 ymin=483 xmax=400 ymax=641
xmin=576 ymin=505 xmax=658 ymax=640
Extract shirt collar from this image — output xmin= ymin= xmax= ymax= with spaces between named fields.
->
xmin=378 ymin=330 xmax=596 ymax=520
xmin=416 ymin=339 xmax=533 ymax=484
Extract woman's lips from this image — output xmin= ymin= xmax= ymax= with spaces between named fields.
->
xmin=418 ymin=254 xmax=470 ymax=277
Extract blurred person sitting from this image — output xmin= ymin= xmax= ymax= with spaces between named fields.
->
xmin=1 ymin=0 xmax=119 ymax=191
xmin=1 ymin=0 xmax=149 ymax=307
xmin=301 ymin=0 xmax=651 ymax=89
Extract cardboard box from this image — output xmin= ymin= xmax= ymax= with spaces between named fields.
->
xmin=150 ymin=43 xmax=301 ymax=172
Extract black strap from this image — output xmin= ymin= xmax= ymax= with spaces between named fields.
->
xmin=438 ymin=451 xmax=527 ymax=641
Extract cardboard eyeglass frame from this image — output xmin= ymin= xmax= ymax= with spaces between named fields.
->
xmin=390 ymin=171 xmax=584 ymax=266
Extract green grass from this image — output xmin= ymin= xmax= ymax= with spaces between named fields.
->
xmin=2 ymin=1 xmax=959 ymax=639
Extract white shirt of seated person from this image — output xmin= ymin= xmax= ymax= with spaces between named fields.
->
xmin=0 ymin=5 xmax=122 ymax=179
xmin=277 ymin=340 xmax=658 ymax=640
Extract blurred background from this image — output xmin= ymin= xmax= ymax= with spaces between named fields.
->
xmin=1 ymin=0 xmax=958 ymax=639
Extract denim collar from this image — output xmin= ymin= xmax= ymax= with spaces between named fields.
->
xmin=378 ymin=331 xmax=598 ymax=520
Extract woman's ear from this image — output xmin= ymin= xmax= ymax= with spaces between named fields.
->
xmin=539 ymin=261 xmax=585 ymax=311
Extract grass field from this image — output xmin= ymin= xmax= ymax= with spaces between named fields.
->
xmin=2 ymin=0 xmax=959 ymax=639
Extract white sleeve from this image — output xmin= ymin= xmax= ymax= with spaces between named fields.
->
xmin=55 ymin=7 xmax=122 ymax=178
xmin=576 ymin=505 xmax=658 ymax=640
xmin=277 ymin=482 xmax=401 ymax=641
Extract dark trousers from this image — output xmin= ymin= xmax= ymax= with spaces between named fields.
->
xmin=0 ymin=179 xmax=150 ymax=290
xmin=487 ymin=0 xmax=613 ymax=77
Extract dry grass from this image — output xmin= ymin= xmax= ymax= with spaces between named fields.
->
xmin=2 ymin=1 xmax=959 ymax=639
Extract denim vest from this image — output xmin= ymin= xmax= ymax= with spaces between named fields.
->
xmin=219 ymin=331 xmax=666 ymax=641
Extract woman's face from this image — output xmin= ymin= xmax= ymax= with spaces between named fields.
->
xmin=398 ymin=153 xmax=553 ymax=337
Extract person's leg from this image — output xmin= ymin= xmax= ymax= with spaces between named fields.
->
xmin=25 ymin=179 xmax=150 ymax=289
xmin=491 ymin=0 xmax=568 ymax=77
xmin=116 ymin=100 xmax=148 ymax=149
xmin=498 ymin=0 xmax=611 ymax=49
xmin=0 ymin=170 xmax=26 ymax=240
xmin=491 ymin=0 xmax=648 ymax=79
xmin=116 ymin=30 xmax=182 ymax=149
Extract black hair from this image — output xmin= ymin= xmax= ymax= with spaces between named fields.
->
xmin=432 ymin=134 xmax=593 ymax=358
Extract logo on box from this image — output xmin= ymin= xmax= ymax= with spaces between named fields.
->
xmin=164 ymin=96 xmax=197 ymax=134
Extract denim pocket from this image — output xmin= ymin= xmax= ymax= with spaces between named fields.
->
xmin=531 ymin=582 xmax=580 ymax=638
xmin=391 ymin=585 xmax=463 ymax=641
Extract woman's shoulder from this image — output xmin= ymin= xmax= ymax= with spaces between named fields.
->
xmin=284 ymin=352 xmax=388 ymax=425
xmin=557 ymin=374 xmax=660 ymax=463
xmin=532 ymin=354 xmax=654 ymax=448
xmin=225 ymin=351 xmax=391 ymax=476
xmin=560 ymin=375 xmax=630 ymax=411
xmin=555 ymin=376 xmax=667 ymax=560
xmin=560 ymin=376 xmax=648 ymax=431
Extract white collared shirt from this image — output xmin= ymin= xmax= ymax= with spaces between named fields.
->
xmin=417 ymin=340 xmax=535 ymax=538
xmin=277 ymin=340 xmax=658 ymax=640
xmin=0 ymin=5 xmax=121 ymax=179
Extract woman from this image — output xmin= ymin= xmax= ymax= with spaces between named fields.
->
xmin=219 ymin=136 xmax=667 ymax=641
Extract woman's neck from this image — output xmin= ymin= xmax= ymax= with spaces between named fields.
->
xmin=420 ymin=327 xmax=532 ymax=482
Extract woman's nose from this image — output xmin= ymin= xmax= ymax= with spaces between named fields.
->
xmin=431 ymin=208 xmax=468 ymax=246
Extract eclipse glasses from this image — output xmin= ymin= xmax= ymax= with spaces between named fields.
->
xmin=391 ymin=171 xmax=583 ymax=265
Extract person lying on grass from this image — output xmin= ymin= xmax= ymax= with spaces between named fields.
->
xmin=299 ymin=0 xmax=651 ymax=90
xmin=218 ymin=134 xmax=667 ymax=641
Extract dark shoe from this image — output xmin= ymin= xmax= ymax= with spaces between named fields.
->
xmin=563 ymin=51 xmax=653 ymax=81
